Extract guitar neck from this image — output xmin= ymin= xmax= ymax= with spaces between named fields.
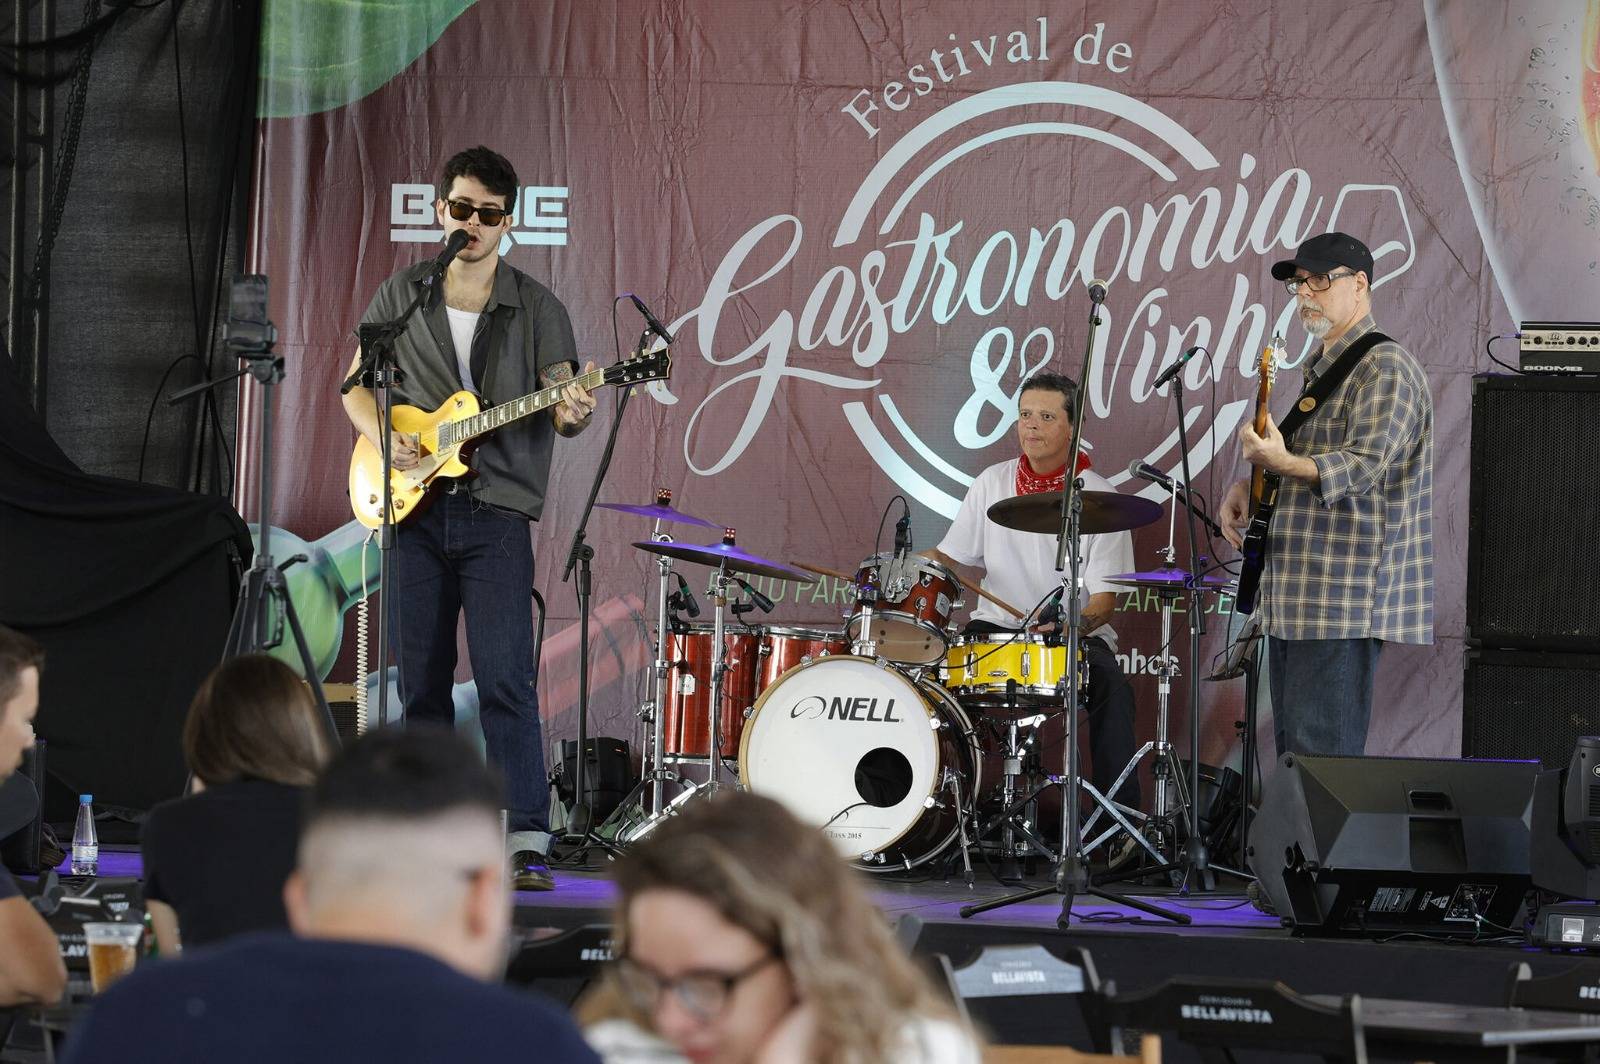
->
xmin=1248 ymin=337 xmax=1281 ymax=507
xmin=453 ymin=368 xmax=607 ymax=444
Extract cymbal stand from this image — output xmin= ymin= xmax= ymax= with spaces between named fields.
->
xmin=705 ymin=548 xmax=735 ymax=792
xmin=961 ymin=285 xmax=1185 ymax=928
xmin=599 ymin=508 xmax=694 ymax=843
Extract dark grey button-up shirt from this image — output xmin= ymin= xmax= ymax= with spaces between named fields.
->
xmin=361 ymin=258 xmax=577 ymax=521
xmin=1261 ymin=313 xmax=1434 ymax=644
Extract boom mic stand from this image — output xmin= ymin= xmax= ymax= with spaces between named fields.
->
xmin=961 ymin=282 xmax=1185 ymax=929
xmin=169 ymin=275 xmax=339 ymax=746
xmin=562 ymin=323 xmax=662 ymax=859
xmin=338 ymin=230 xmax=468 ymax=732
xmin=1132 ymin=353 xmax=1251 ymax=891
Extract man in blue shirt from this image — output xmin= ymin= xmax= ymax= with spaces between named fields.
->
xmin=62 ymin=728 xmax=599 ymax=1063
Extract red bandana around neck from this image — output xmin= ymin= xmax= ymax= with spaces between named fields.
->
xmin=1015 ymin=451 xmax=1092 ymax=496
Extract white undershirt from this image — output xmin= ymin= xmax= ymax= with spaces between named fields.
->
xmin=936 ymin=458 xmax=1134 ymax=650
xmin=444 ymin=305 xmax=481 ymax=392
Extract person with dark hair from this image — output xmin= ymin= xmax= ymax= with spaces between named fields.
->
xmin=0 ymin=624 xmax=66 ymax=1006
xmin=1220 ymin=232 xmax=1433 ymax=757
xmin=340 ymin=144 xmax=598 ymax=891
xmin=139 ymin=654 xmax=334 ymax=953
xmin=62 ymin=728 xmax=600 ymax=1064
xmin=581 ymin=791 xmax=978 ymax=1063
xmin=925 ymin=374 xmax=1141 ymax=847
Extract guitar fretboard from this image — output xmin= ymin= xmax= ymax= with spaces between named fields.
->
xmin=440 ymin=368 xmax=607 ymax=448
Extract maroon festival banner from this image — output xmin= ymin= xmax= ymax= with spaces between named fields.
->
xmin=239 ymin=1 xmax=1598 ymax=781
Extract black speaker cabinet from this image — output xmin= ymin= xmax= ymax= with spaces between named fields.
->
xmin=1463 ymin=647 xmax=1600 ymax=767
xmin=1468 ymin=375 xmax=1600 ymax=652
xmin=1249 ymin=753 xmax=1537 ymax=936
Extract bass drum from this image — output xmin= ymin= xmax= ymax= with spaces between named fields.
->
xmin=738 ymin=656 xmax=979 ymax=872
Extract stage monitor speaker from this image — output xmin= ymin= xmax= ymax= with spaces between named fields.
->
xmin=1463 ymin=647 xmax=1600 ymax=767
xmin=553 ymin=737 xmax=633 ymax=825
xmin=1468 ymin=375 xmax=1600 ymax=652
xmin=1249 ymin=753 xmax=1537 ymax=936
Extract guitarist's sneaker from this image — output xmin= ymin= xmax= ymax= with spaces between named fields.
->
xmin=511 ymin=851 xmax=556 ymax=892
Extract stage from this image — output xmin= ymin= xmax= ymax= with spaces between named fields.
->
xmin=19 ymin=845 xmax=1600 ymax=1061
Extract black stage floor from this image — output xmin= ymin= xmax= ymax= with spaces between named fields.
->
xmin=519 ymin=862 xmax=1600 ymax=1058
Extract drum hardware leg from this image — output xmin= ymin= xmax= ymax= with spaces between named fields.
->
xmin=941 ymin=768 xmax=976 ymax=889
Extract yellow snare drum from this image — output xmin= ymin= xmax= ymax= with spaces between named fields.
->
xmin=943 ymin=635 xmax=1078 ymax=703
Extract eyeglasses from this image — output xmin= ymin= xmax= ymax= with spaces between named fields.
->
xmin=1283 ymin=270 xmax=1356 ymax=295
xmin=613 ymin=954 xmax=780 ymax=1022
xmin=444 ymin=199 xmax=510 ymax=227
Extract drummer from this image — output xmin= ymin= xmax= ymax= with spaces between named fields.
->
xmin=924 ymin=372 xmax=1140 ymax=815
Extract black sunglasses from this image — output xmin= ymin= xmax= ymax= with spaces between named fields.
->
xmin=444 ymin=199 xmax=510 ymax=227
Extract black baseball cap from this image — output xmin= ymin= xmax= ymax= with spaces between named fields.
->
xmin=1270 ymin=232 xmax=1375 ymax=282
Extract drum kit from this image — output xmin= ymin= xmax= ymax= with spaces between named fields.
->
xmin=591 ymin=484 xmax=1235 ymax=885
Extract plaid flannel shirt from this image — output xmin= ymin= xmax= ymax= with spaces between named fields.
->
xmin=1260 ymin=314 xmax=1434 ymax=644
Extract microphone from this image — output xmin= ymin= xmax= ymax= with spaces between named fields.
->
xmin=894 ymin=512 xmax=912 ymax=556
xmin=1087 ymin=278 xmax=1109 ymax=304
xmin=427 ymin=229 xmax=471 ymax=280
xmin=1126 ymin=460 xmax=1226 ymax=538
xmin=627 ymin=293 xmax=677 ymax=344
xmin=670 ymin=572 xmax=701 ymax=618
xmin=1153 ymin=345 xmax=1204 ymax=389
xmin=733 ymin=577 xmax=774 ymax=614
xmin=1037 ymin=584 xmax=1067 ymax=627
xmin=1126 ymin=459 xmax=1176 ymax=491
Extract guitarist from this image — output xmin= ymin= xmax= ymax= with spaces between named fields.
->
xmin=340 ymin=146 xmax=597 ymax=892
xmin=1218 ymin=233 xmax=1433 ymax=759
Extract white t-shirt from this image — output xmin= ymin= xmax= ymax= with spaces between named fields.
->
xmin=584 ymin=1015 xmax=980 ymax=1064
xmin=936 ymin=458 xmax=1135 ymax=650
xmin=444 ymin=305 xmax=481 ymax=393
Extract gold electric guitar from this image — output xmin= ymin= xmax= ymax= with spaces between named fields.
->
xmin=348 ymin=348 xmax=671 ymax=529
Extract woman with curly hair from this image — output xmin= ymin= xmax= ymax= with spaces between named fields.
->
xmin=581 ymin=791 xmax=979 ymax=1064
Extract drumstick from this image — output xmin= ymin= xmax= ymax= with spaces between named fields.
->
xmin=951 ymin=571 xmax=1026 ymax=620
xmin=795 ymin=559 xmax=1026 ymax=621
xmin=791 ymin=560 xmax=856 ymax=583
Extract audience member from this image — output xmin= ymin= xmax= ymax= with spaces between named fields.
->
xmin=63 ymin=727 xmax=599 ymax=1063
xmin=140 ymin=654 xmax=333 ymax=953
xmin=0 ymin=624 xmax=66 ymax=1007
xmin=581 ymin=791 xmax=980 ymax=1064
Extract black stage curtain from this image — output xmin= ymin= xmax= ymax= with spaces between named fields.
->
xmin=0 ymin=360 xmax=251 ymax=824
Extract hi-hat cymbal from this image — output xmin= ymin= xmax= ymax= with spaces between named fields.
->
xmin=632 ymin=538 xmax=815 ymax=583
xmin=1105 ymin=568 xmax=1235 ymax=592
xmin=595 ymin=489 xmax=720 ymax=531
xmin=597 ymin=499 xmax=720 ymax=529
xmin=987 ymin=490 xmax=1163 ymax=535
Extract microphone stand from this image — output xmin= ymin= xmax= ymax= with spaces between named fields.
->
xmin=338 ymin=245 xmax=458 ymax=731
xmin=1164 ymin=364 xmax=1251 ymax=890
xmin=961 ymin=287 xmax=1185 ymax=929
xmin=559 ymin=330 xmax=649 ymax=858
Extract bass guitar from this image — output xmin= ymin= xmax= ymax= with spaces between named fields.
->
xmin=348 ymin=348 xmax=671 ymax=529
xmin=1232 ymin=334 xmax=1284 ymax=615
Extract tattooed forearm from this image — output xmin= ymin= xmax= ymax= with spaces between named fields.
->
xmin=539 ymin=362 xmax=575 ymax=388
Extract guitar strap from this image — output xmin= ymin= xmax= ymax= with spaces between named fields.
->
xmin=1276 ymin=331 xmax=1391 ymax=441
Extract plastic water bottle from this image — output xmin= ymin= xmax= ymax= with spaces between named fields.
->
xmin=71 ymin=794 xmax=98 ymax=876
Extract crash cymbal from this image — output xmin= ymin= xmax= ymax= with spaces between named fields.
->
xmin=633 ymin=533 xmax=816 ymax=583
xmin=986 ymin=490 xmax=1163 ymax=536
xmin=597 ymin=489 xmax=721 ymax=529
xmin=1105 ymin=567 xmax=1235 ymax=592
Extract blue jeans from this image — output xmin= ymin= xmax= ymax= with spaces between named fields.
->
xmin=390 ymin=488 xmax=549 ymax=841
xmin=1267 ymin=636 xmax=1382 ymax=758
